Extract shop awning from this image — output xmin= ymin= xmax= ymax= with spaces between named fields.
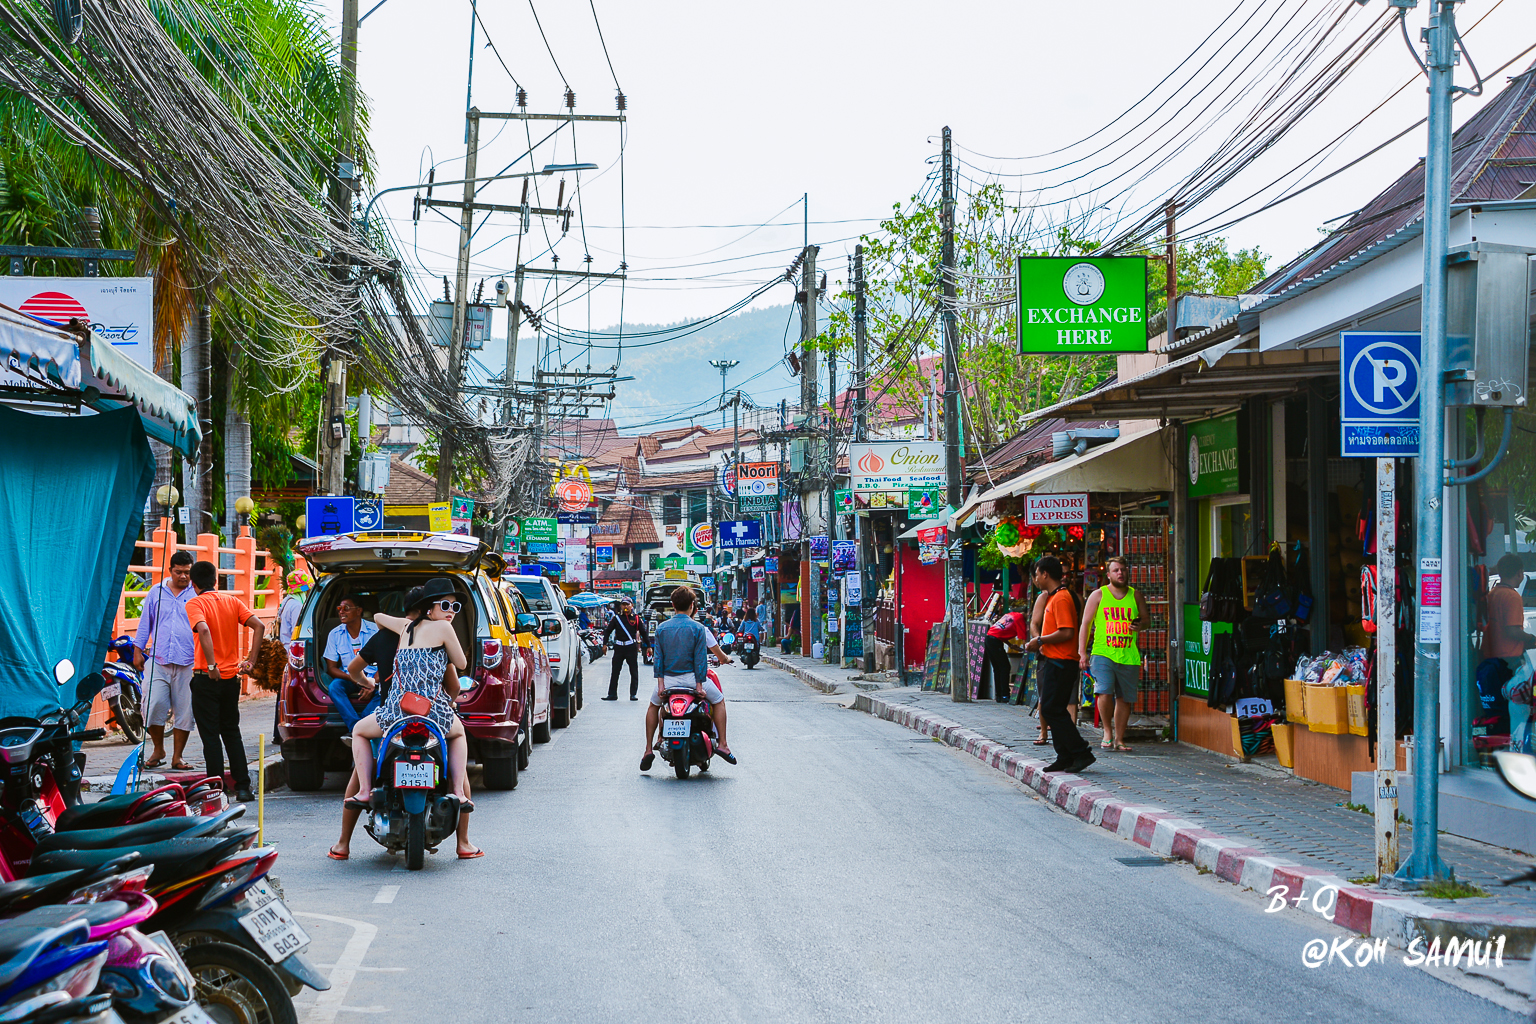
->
xmin=0 ymin=304 xmax=200 ymax=458
xmin=1020 ymin=343 xmax=1339 ymax=424
xmin=84 ymin=334 xmax=201 ymax=458
xmin=955 ymin=429 xmax=1172 ymax=527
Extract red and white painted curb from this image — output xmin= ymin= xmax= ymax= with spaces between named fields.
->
xmin=855 ymin=692 xmax=1536 ymax=957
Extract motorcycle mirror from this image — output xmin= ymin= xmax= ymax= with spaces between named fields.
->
xmin=75 ymin=672 xmax=106 ymax=705
xmin=53 ymin=659 xmax=75 ymax=686
xmin=1493 ymin=751 xmax=1536 ymax=801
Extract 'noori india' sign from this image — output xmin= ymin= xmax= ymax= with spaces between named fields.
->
xmin=1017 ymin=256 xmax=1148 ymax=354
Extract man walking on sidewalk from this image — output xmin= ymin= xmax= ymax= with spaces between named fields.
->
xmin=132 ymin=549 xmax=197 ymax=770
xmin=1079 ymin=555 xmax=1143 ymax=752
xmin=1022 ymin=557 xmax=1093 ymax=774
xmin=186 ymin=561 xmax=265 ymax=802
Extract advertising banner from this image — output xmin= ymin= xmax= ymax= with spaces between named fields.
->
xmin=738 ymin=462 xmax=780 ymax=512
xmin=1024 ymin=493 xmax=1089 ymax=525
xmin=1016 ymin=256 xmax=1147 ymax=354
xmin=831 ymin=540 xmax=856 ymax=572
xmin=521 ymin=517 xmax=558 ymax=545
xmin=764 ymin=557 xmax=778 ymax=573
xmin=0 ymin=277 xmax=154 ymax=368
xmin=908 ymin=488 xmax=942 ymax=518
xmin=849 ymin=441 xmax=945 ymax=491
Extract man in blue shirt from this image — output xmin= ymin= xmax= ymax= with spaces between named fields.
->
xmin=641 ymin=585 xmax=735 ymax=769
xmin=323 ymin=598 xmax=378 ymax=732
xmin=132 ymin=549 xmax=197 ymax=770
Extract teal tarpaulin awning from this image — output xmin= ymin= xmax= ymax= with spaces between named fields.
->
xmin=0 ymin=404 xmax=153 ymax=717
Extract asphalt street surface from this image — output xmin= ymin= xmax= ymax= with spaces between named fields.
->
xmin=257 ymin=660 xmax=1519 ymax=1024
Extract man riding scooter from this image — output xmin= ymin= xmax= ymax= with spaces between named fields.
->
xmin=641 ymin=586 xmax=735 ymax=769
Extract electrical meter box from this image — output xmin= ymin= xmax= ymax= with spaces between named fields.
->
xmin=1446 ymin=242 xmax=1533 ymax=408
xmin=429 ymin=301 xmax=491 ymax=351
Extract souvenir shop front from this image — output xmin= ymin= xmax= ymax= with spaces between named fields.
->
xmin=952 ymin=428 xmax=1175 ymax=718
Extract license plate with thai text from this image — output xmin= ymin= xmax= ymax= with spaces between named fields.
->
xmin=237 ymin=889 xmax=309 ymax=962
xmin=661 ymin=719 xmax=691 ymax=739
xmin=394 ymin=761 xmax=436 ymax=788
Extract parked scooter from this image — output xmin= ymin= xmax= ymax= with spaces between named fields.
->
xmin=1491 ymin=751 xmax=1536 ymax=1023
xmin=0 ymin=916 xmax=118 ymax=1024
xmin=99 ymin=639 xmax=143 ymax=746
xmin=655 ymin=669 xmax=723 ymax=780
xmin=363 ymin=713 xmax=463 ymax=870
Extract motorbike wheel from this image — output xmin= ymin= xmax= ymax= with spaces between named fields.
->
xmin=405 ymin=810 xmax=426 ymax=870
xmin=182 ymin=940 xmax=298 ymax=1024
xmin=110 ymin=691 xmax=143 ymax=744
xmin=674 ymin=758 xmax=689 ymax=780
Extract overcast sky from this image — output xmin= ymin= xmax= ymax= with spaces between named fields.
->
xmin=341 ymin=0 xmax=1532 ymax=425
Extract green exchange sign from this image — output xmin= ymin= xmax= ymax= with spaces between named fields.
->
xmin=1017 ymin=256 xmax=1148 ymax=354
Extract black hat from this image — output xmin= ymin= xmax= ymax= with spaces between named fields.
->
xmin=413 ymin=578 xmax=457 ymax=608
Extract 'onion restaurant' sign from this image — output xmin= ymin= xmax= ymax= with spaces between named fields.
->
xmin=1017 ymin=256 xmax=1148 ymax=354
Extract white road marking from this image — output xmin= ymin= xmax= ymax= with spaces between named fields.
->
xmin=295 ymin=913 xmax=383 ymax=1024
xmin=372 ymin=885 xmax=399 ymax=904
xmin=336 ymin=1007 xmax=389 ymax=1013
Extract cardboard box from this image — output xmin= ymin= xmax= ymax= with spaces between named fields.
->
xmin=1304 ymin=683 xmax=1349 ymax=735
xmin=1284 ymin=678 xmax=1307 ymax=725
xmin=1272 ymin=723 xmax=1295 ymax=768
xmin=1345 ymin=684 xmax=1368 ymax=736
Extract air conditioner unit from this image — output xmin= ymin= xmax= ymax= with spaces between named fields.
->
xmin=615 ymin=560 xmax=631 ymax=570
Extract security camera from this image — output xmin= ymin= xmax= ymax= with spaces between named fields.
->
xmin=496 ymin=278 xmax=510 ymax=306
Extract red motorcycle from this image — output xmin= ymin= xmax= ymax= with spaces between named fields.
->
xmin=655 ymin=668 xmax=723 ymax=780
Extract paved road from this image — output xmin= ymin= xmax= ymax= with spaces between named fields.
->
xmin=256 ymin=661 xmax=1518 ymax=1024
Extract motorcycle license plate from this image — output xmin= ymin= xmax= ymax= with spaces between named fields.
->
xmin=661 ymin=719 xmax=690 ymax=738
xmin=157 ymin=1006 xmax=218 ymax=1024
xmin=394 ymin=761 xmax=436 ymax=788
xmin=237 ymin=890 xmax=309 ymax=962
xmin=101 ymin=681 xmax=120 ymax=699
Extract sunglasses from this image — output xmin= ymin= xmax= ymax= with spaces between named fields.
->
xmin=433 ymin=600 xmax=462 ymax=614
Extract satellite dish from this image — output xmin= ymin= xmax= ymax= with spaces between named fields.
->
xmin=52 ymin=0 xmax=83 ymax=44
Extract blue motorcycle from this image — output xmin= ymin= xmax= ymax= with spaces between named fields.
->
xmin=363 ymin=715 xmax=463 ymax=870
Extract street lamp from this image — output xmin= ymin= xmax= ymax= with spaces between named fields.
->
xmin=709 ymin=359 xmax=738 ymax=432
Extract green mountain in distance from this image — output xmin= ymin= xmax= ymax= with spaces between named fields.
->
xmin=593 ymin=303 xmax=801 ymax=430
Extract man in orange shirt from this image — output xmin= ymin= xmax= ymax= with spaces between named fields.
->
xmin=1022 ymin=556 xmax=1094 ymax=774
xmin=186 ymin=561 xmax=266 ymax=802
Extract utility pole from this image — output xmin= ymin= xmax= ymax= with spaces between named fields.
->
xmin=799 ymin=245 xmax=819 ymax=656
xmin=500 ymin=264 xmax=526 ymax=422
xmin=709 ymin=359 xmax=739 ymax=432
xmin=318 ymin=0 xmax=360 ymax=497
xmin=853 ymin=245 xmax=873 ymax=671
xmin=436 ymin=107 xmax=480 ymax=500
xmin=1375 ymin=457 xmax=1399 ymax=878
xmin=825 ymin=318 xmax=837 ymax=664
xmin=1165 ymin=202 xmax=1177 ymax=341
xmin=941 ymin=126 xmax=969 ymax=703
xmin=1403 ymin=0 xmax=1457 ymax=884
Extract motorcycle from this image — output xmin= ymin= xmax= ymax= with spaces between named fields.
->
xmin=0 ymin=915 xmax=119 ymax=1024
xmin=28 ymin=810 xmax=325 ymax=1024
xmin=739 ymin=631 xmax=760 ymax=669
xmin=579 ymin=627 xmax=606 ymax=663
xmin=364 ymin=712 xmax=463 ymax=871
xmin=655 ymin=669 xmax=723 ymax=780
xmin=99 ymin=639 xmax=143 ymax=746
xmin=716 ymin=631 xmax=736 ymax=656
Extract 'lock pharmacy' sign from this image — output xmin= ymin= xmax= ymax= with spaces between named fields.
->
xmin=1017 ymin=256 xmax=1148 ymax=354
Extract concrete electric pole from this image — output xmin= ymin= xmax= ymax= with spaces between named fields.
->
xmin=318 ymin=0 xmax=360 ymax=497
xmin=435 ymin=107 xmax=481 ymax=500
xmin=941 ymin=126 xmax=969 ymax=703
xmin=853 ymin=245 xmax=873 ymax=671
xmin=800 ymin=245 xmax=819 ymax=656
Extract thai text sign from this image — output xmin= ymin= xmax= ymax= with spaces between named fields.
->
xmin=1024 ymin=493 xmax=1089 ymax=525
xmin=1017 ymin=257 xmax=1147 ymax=354
xmin=849 ymin=441 xmax=945 ymax=491
xmin=0 ymin=277 xmax=155 ymax=368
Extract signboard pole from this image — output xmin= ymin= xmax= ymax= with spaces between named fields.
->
xmin=941 ymin=126 xmax=970 ymax=703
xmin=1374 ymin=457 xmax=1399 ymax=879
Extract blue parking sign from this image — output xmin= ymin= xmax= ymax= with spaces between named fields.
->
xmin=1341 ymin=332 xmax=1421 ymax=457
xmin=305 ymin=496 xmax=355 ymax=538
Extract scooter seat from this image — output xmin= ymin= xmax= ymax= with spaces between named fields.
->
xmin=31 ymin=833 xmax=252 ymax=881
xmin=53 ymin=794 xmax=140 ymax=832
xmin=7 ymin=901 xmax=130 ymax=930
xmin=33 ymin=816 xmax=208 ymax=855
xmin=0 ymin=871 xmax=85 ymax=914
xmin=0 ymin=919 xmax=92 ymax=988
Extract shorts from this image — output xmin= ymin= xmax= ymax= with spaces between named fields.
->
xmin=651 ymin=675 xmax=723 ymax=706
xmin=1090 ymin=655 xmax=1140 ymax=703
xmin=143 ymin=662 xmax=194 ymax=731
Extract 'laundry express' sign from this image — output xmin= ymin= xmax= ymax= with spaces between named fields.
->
xmin=1017 ymin=256 xmax=1148 ymax=354
xmin=1024 ymin=493 xmax=1089 ymax=525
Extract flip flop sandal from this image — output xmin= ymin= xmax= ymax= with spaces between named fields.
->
xmin=1114 ymin=744 xmax=1134 ymax=752
xmin=457 ymin=847 xmax=485 ymax=860
xmin=142 ymin=758 xmax=166 ymax=769
xmin=343 ymin=797 xmax=370 ymax=811
xmin=327 ymin=847 xmax=348 ymax=861
xmin=1100 ymin=739 xmax=1114 ymax=750
xmin=171 ymin=761 xmax=195 ymax=771
xmin=640 ymin=752 xmax=655 ymax=771
xmin=458 ymin=799 xmax=474 ymax=813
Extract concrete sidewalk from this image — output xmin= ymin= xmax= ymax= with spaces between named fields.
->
xmin=771 ymin=653 xmax=1536 ymax=962
xmin=82 ymin=691 xmax=286 ymax=794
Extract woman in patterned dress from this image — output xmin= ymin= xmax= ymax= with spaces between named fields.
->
xmin=344 ymin=580 xmax=476 ymax=841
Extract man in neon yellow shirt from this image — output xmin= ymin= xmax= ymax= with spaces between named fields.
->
xmin=1079 ymin=555 xmax=1144 ymax=752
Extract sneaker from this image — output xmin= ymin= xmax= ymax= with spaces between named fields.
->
xmin=1068 ymin=751 xmax=1097 ymax=773
xmin=1042 ymin=759 xmax=1069 ymax=773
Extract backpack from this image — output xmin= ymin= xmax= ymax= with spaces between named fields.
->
xmin=1252 ymin=547 xmax=1291 ymax=621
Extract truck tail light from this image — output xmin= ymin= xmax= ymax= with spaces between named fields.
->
xmin=287 ymin=640 xmax=307 ymax=670
xmin=481 ymin=639 xmax=503 ymax=668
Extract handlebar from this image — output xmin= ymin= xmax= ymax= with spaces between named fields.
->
xmin=66 ymin=729 xmax=106 ymax=742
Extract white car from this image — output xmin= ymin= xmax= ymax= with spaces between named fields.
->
xmin=506 ymin=573 xmax=583 ymax=731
